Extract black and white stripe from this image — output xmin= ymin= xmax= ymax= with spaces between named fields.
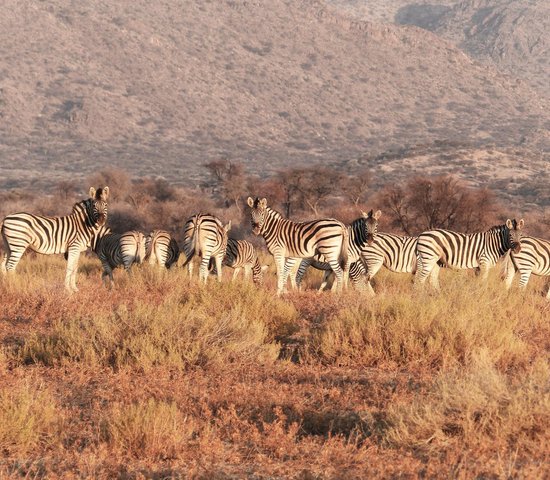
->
xmin=181 ymin=213 xmax=231 ymax=283
xmin=347 ymin=233 xmax=418 ymax=293
xmin=294 ymin=210 xmax=382 ymax=291
xmin=145 ymin=230 xmax=180 ymax=269
xmin=210 ymin=238 xmax=266 ymax=285
xmin=247 ymin=197 xmax=349 ymax=294
xmin=415 ymin=219 xmax=524 ymax=289
xmin=1 ymin=187 xmax=109 ymax=292
xmin=91 ymin=227 xmax=146 ymax=288
xmin=502 ymin=235 xmax=550 ymax=299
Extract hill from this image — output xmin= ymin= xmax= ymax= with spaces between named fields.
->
xmin=434 ymin=0 xmax=550 ymax=99
xmin=0 ymin=0 xmax=547 ymax=192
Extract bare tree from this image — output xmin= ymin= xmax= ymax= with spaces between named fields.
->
xmin=339 ymin=169 xmax=370 ymax=207
xmin=204 ymin=159 xmax=246 ymax=211
xmin=377 ymin=176 xmax=499 ymax=235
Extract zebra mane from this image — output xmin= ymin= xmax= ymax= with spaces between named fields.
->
xmin=488 ymin=224 xmax=507 ymax=233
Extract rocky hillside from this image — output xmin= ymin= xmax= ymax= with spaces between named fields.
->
xmin=0 ymin=0 xmax=547 ymax=192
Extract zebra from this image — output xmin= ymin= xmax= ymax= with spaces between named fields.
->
xmin=181 ymin=213 xmax=231 ymax=283
xmin=209 ymin=238 xmax=267 ymax=284
xmin=306 ymin=232 xmax=418 ymax=294
xmin=247 ymin=197 xmax=349 ymax=294
xmin=1 ymin=186 xmax=109 ymax=292
xmin=502 ymin=235 xmax=550 ymax=299
xmin=293 ymin=209 xmax=382 ymax=291
xmin=145 ymin=230 xmax=180 ymax=269
xmin=415 ymin=219 xmax=525 ymax=289
xmin=90 ymin=227 xmax=146 ymax=288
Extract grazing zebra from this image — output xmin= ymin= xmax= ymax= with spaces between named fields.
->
xmin=310 ymin=233 xmax=418 ymax=294
xmin=294 ymin=210 xmax=382 ymax=291
xmin=502 ymin=236 xmax=550 ymax=299
xmin=247 ymin=197 xmax=349 ymax=294
xmin=181 ymin=213 xmax=231 ymax=283
xmin=91 ymin=227 xmax=146 ymax=288
xmin=415 ymin=219 xmax=525 ymax=289
xmin=1 ymin=186 xmax=109 ymax=292
xmin=145 ymin=230 xmax=180 ymax=269
xmin=209 ymin=238 xmax=267 ymax=284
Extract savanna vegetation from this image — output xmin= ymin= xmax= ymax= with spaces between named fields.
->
xmin=1 ymin=167 xmax=549 ymax=478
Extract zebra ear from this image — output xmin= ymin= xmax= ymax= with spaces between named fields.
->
xmin=224 ymin=221 xmax=232 ymax=232
xmin=89 ymin=187 xmax=96 ymax=199
xmin=102 ymin=186 xmax=110 ymax=200
xmin=259 ymin=198 xmax=267 ymax=208
xmin=374 ymin=210 xmax=382 ymax=220
xmin=247 ymin=197 xmax=255 ymax=207
xmin=261 ymin=265 xmax=269 ymax=272
xmin=518 ymin=219 xmax=524 ymax=229
xmin=506 ymin=219 xmax=513 ymax=229
xmin=361 ymin=210 xmax=373 ymax=218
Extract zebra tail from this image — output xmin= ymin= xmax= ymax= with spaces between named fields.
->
xmin=135 ymin=233 xmax=145 ymax=264
xmin=144 ymin=234 xmax=154 ymax=263
xmin=181 ymin=217 xmax=200 ymax=268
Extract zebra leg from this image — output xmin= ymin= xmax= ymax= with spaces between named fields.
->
xmin=65 ymin=248 xmax=81 ymax=292
xmin=503 ymin=260 xmax=516 ymax=290
xmin=545 ymin=282 xmax=550 ymax=300
xmin=232 ymin=267 xmax=241 ymax=281
xmin=518 ymin=269 xmax=532 ymax=291
xmin=214 ymin=255 xmax=223 ymax=282
xmin=326 ymin=259 xmax=344 ymax=293
xmin=2 ymin=242 xmax=25 ymax=273
xmin=414 ymin=256 xmax=436 ymax=288
xmin=283 ymin=258 xmax=298 ymax=290
xmin=199 ymin=255 xmax=211 ymax=284
xmin=294 ymin=259 xmax=310 ymax=290
xmin=274 ymin=255 xmax=287 ymax=295
xmin=429 ymin=264 xmax=441 ymax=290
xmin=244 ymin=266 xmax=252 ymax=282
xmin=322 ymin=270 xmax=333 ymax=292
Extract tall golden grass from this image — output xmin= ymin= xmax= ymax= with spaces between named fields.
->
xmin=0 ymin=255 xmax=548 ymax=478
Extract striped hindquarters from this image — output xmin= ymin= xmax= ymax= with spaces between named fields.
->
xmin=508 ymin=236 xmax=550 ymax=286
xmin=146 ymin=230 xmax=180 ymax=268
xmin=181 ymin=213 xmax=231 ymax=282
xmin=95 ymin=230 xmax=145 ymax=270
xmin=182 ymin=214 xmax=229 ymax=262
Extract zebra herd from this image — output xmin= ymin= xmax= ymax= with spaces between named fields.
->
xmin=1 ymin=187 xmax=549 ymax=300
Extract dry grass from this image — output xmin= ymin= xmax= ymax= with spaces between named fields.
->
xmin=0 ymin=255 xmax=549 ymax=478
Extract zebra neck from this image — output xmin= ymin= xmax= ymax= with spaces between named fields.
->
xmin=261 ymin=208 xmax=286 ymax=240
xmin=488 ymin=225 xmax=509 ymax=256
xmin=72 ymin=200 xmax=96 ymax=229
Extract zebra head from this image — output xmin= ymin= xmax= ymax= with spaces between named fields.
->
xmin=505 ymin=218 xmax=524 ymax=253
xmin=247 ymin=197 xmax=267 ymax=236
xmin=360 ymin=209 xmax=382 ymax=245
xmin=89 ymin=186 xmax=110 ymax=227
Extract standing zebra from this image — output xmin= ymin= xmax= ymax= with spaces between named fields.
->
xmin=209 ymin=238 xmax=267 ymax=285
xmin=502 ymin=235 xmax=550 ymax=299
xmin=247 ymin=197 xmax=349 ymax=294
xmin=415 ymin=219 xmax=524 ymax=289
xmin=91 ymin=227 xmax=146 ymax=288
xmin=349 ymin=233 xmax=419 ymax=294
xmin=145 ymin=230 xmax=180 ymax=269
xmin=1 ymin=186 xmax=109 ymax=292
xmin=294 ymin=209 xmax=382 ymax=291
xmin=181 ymin=213 xmax=231 ymax=283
